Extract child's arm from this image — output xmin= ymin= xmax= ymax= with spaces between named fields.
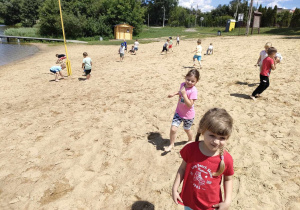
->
xmin=255 ymin=55 xmax=261 ymax=66
xmin=180 ymin=86 xmax=195 ymax=107
xmin=81 ymin=62 xmax=85 ymax=69
xmin=212 ymin=175 xmax=233 ymax=210
xmin=172 ymin=160 xmax=186 ymax=205
xmin=168 ymin=92 xmax=179 ymax=98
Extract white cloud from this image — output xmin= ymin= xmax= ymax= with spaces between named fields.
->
xmin=179 ymin=0 xmax=215 ymax=12
xmin=256 ymin=0 xmax=292 ymax=9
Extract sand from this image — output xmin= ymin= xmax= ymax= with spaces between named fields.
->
xmin=0 ymin=35 xmax=300 ymax=210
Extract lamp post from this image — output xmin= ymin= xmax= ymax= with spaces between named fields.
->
xmin=162 ymin=6 xmax=165 ymax=27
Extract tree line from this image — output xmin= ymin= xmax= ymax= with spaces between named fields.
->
xmin=0 ymin=0 xmax=299 ymax=39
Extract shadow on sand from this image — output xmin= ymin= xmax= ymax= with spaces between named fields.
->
xmin=235 ymin=81 xmax=259 ymax=87
xmin=230 ymin=93 xmax=251 ymax=99
xmin=147 ymin=132 xmax=188 ymax=156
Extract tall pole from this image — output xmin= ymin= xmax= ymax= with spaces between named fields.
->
xmin=163 ymin=6 xmax=165 ymax=27
xmin=58 ymin=0 xmax=72 ymax=76
xmin=148 ymin=13 xmax=149 ymax=28
xmin=234 ymin=0 xmax=240 ymax=20
xmin=246 ymin=0 xmax=254 ymax=36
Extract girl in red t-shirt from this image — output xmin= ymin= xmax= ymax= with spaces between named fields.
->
xmin=172 ymin=108 xmax=234 ymax=210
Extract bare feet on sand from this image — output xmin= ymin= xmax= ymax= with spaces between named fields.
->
xmin=164 ymin=145 xmax=173 ymax=152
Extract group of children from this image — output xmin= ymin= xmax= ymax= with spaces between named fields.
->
xmin=163 ymin=66 xmax=233 ymax=210
xmin=50 ymin=52 xmax=92 ymax=81
xmin=163 ymin=40 xmax=281 ymax=210
xmin=119 ymin=39 xmax=139 ymax=61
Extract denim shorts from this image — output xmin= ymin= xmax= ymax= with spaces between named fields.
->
xmin=184 ymin=206 xmax=193 ymax=210
xmin=193 ymin=55 xmax=202 ymax=61
xmin=172 ymin=113 xmax=194 ymax=130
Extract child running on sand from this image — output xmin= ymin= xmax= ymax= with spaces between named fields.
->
xmin=250 ymin=47 xmax=278 ymax=100
xmin=164 ymin=69 xmax=199 ymax=152
xmin=255 ymin=42 xmax=272 ymax=69
xmin=50 ymin=63 xmax=66 ymax=82
xmin=193 ymin=39 xmax=202 ymax=69
xmin=172 ymin=108 xmax=234 ymax=210
xmin=162 ymin=39 xmax=169 ymax=54
xmin=176 ymin=35 xmax=180 ymax=46
xmin=55 ymin=53 xmax=66 ymax=64
xmin=169 ymin=37 xmax=173 ymax=52
xmin=82 ymin=52 xmax=92 ymax=80
xmin=134 ymin=39 xmax=139 ymax=55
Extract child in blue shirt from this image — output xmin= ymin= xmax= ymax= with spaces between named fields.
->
xmin=50 ymin=63 xmax=66 ymax=82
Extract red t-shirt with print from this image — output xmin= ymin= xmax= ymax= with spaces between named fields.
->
xmin=179 ymin=142 xmax=234 ymax=210
xmin=260 ymin=56 xmax=274 ymax=77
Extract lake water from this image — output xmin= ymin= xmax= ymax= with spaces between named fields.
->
xmin=0 ymin=25 xmax=39 ymax=66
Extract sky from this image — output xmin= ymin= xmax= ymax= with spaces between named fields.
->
xmin=178 ymin=0 xmax=300 ymax=12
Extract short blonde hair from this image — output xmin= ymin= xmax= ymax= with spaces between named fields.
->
xmin=61 ymin=63 xmax=66 ymax=68
xmin=265 ymin=42 xmax=272 ymax=48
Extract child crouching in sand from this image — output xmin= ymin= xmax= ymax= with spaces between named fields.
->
xmin=172 ymin=108 xmax=234 ymax=210
xmin=164 ymin=69 xmax=200 ymax=152
xmin=50 ymin=63 xmax=66 ymax=82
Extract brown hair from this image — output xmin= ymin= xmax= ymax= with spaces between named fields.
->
xmin=197 ymin=39 xmax=201 ymax=44
xmin=83 ymin=52 xmax=88 ymax=56
xmin=185 ymin=69 xmax=200 ymax=82
xmin=195 ymin=108 xmax=233 ymax=176
xmin=267 ymin=47 xmax=277 ymax=55
xmin=131 ymin=201 xmax=154 ymax=210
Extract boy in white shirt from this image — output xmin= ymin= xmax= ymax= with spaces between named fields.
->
xmin=205 ymin=43 xmax=214 ymax=55
xmin=161 ymin=39 xmax=169 ymax=54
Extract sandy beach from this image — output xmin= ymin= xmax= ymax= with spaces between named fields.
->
xmin=0 ymin=35 xmax=300 ymax=209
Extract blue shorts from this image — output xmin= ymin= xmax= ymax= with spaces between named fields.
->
xmin=172 ymin=113 xmax=194 ymax=130
xmin=184 ymin=206 xmax=193 ymax=210
xmin=134 ymin=47 xmax=138 ymax=51
xmin=193 ymin=55 xmax=202 ymax=61
xmin=50 ymin=69 xmax=59 ymax=74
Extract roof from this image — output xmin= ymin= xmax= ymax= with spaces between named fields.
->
xmin=114 ymin=23 xmax=134 ymax=28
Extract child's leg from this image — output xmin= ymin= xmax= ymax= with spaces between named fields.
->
xmin=164 ymin=125 xmax=178 ymax=152
xmin=252 ymin=75 xmax=268 ymax=97
xmin=165 ymin=113 xmax=182 ymax=152
xmin=183 ymin=118 xmax=194 ymax=141
xmin=55 ymin=73 xmax=59 ymax=81
xmin=86 ymin=73 xmax=91 ymax=80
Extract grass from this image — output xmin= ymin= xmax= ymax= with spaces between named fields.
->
xmin=3 ymin=25 xmax=300 ymax=45
xmin=4 ymin=27 xmax=39 ymax=37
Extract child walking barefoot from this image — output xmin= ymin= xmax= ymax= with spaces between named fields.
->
xmin=164 ymin=69 xmax=200 ymax=152
xmin=172 ymin=108 xmax=234 ymax=210
xmin=82 ymin=52 xmax=92 ymax=80
xmin=193 ymin=39 xmax=202 ymax=69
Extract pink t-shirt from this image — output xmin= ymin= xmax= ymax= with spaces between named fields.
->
xmin=175 ymin=83 xmax=198 ymax=119
xmin=179 ymin=142 xmax=234 ymax=210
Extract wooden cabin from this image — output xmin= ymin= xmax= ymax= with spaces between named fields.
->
xmin=114 ymin=23 xmax=134 ymax=40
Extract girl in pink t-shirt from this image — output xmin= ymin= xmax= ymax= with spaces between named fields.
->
xmin=164 ymin=69 xmax=199 ymax=152
xmin=172 ymin=108 xmax=234 ymax=210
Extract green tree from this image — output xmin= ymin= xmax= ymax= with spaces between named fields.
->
xmin=0 ymin=0 xmax=22 ymax=25
xmin=39 ymin=0 xmax=61 ymax=37
xmin=21 ymin=0 xmax=44 ymax=27
xmin=290 ymin=8 xmax=300 ymax=27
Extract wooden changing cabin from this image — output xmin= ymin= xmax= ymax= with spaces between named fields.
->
xmin=114 ymin=23 xmax=134 ymax=40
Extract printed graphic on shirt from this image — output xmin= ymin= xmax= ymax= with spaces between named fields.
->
xmin=180 ymin=96 xmax=185 ymax=103
xmin=190 ymin=164 xmax=213 ymax=190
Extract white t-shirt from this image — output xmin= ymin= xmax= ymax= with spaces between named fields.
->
xmin=208 ymin=45 xmax=213 ymax=50
xmin=82 ymin=57 xmax=92 ymax=70
xmin=259 ymin=50 xmax=268 ymax=66
xmin=195 ymin=45 xmax=202 ymax=56
xmin=134 ymin=41 xmax=139 ymax=48
xmin=177 ymin=36 xmax=180 ymax=41
xmin=119 ymin=46 xmax=125 ymax=54
xmin=164 ymin=42 xmax=168 ymax=47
